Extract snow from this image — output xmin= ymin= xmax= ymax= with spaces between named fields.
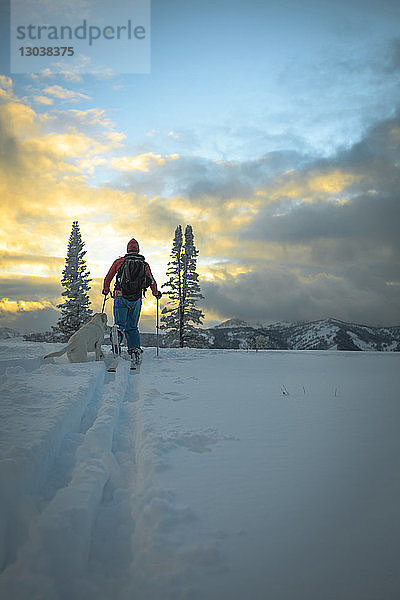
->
xmin=252 ymin=320 xmax=294 ymax=330
xmin=347 ymin=330 xmax=375 ymax=351
xmin=215 ymin=319 xmax=250 ymax=329
xmin=1 ymin=340 xmax=400 ymax=599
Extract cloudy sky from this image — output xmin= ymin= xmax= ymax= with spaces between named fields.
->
xmin=0 ymin=0 xmax=399 ymax=331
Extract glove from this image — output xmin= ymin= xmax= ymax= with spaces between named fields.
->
xmin=153 ymin=291 xmax=162 ymax=299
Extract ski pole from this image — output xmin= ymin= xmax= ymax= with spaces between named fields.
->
xmin=156 ymin=295 xmax=160 ymax=357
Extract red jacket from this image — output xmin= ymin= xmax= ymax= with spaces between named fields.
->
xmin=103 ymin=255 xmax=159 ymax=297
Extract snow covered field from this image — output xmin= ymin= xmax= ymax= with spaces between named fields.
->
xmin=0 ymin=339 xmax=399 ymax=600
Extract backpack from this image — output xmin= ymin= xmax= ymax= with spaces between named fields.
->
xmin=116 ymin=254 xmax=152 ymax=301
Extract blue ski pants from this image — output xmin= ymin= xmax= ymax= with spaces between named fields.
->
xmin=113 ymin=296 xmax=142 ymax=349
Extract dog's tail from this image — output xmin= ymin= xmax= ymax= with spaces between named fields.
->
xmin=43 ymin=346 xmax=68 ymax=360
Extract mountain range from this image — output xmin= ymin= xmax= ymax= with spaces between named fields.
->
xmin=3 ymin=318 xmax=400 ymax=351
xmin=0 ymin=327 xmax=22 ymax=339
xmin=141 ymin=317 xmax=400 ymax=351
xmin=204 ymin=317 xmax=400 ymax=351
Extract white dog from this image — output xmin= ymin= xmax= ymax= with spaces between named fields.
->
xmin=43 ymin=313 xmax=107 ymax=363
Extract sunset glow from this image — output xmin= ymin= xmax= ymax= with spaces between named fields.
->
xmin=1 ymin=0 xmax=399 ymax=331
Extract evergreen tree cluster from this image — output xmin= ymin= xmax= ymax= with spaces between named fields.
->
xmin=244 ymin=334 xmax=270 ymax=351
xmin=26 ymin=221 xmax=206 ymax=348
xmin=161 ymin=225 xmax=205 ymax=347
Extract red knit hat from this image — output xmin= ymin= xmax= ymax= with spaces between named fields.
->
xmin=127 ymin=238 xmax=139 ymax=253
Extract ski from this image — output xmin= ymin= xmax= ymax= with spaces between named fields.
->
xmin=106 ymin=352 xmax=142 ymax=372
xmin=106 ymin=342 xmax=143 ymax=372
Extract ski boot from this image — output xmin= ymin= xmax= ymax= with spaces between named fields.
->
xmin=128 ymin=347 xmax=143 ymax=370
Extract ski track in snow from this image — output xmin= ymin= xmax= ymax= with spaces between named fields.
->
xmin=0 ymin=345 xmax=234 ymax=600
xmin=0 ymin=341 xmax=400 ymax=599
xmin=0 ymin=353 xmax=132 ymax=599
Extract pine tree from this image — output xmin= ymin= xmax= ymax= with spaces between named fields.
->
xmin=244 ymin=334 xmax=270 ymax=351
xmin=53 ymin=221 xmax=92 ymax=340
xmin=161 ymin=224 xmax=205 ymax=347
xmin=160 ymin=226 xmax=183 ymax=347
xmin=181 ymin=225 xmax=205 ymax=346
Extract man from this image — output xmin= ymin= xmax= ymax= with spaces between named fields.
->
xmin=102 ymin=238 xmax=161 ymax=359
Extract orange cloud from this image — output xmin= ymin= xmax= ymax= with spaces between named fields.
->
xmin=110 ymin=152 xmax=179 ymax=172
xmin=266 ymin=169 xmax=360 ymax=202
xmin=33 ymin=95 xmax=54 ymax=105
xmin=0 ymin=298 xmax=56 ymax=313
xmin=43 ymin=85 xmax=91 ymax=101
